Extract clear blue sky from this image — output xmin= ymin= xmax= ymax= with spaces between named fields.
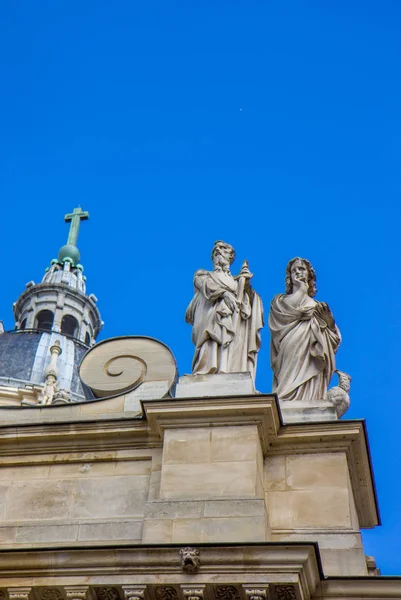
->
xmin=0 ymin=0 xmax=400 ymax=575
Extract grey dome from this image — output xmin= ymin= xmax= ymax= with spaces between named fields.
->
xmin=0 ymin=331 xmax=92 ymax=401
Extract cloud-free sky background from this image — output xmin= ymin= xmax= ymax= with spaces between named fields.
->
xmin=0 ymin=0 xmax=400 ymax=574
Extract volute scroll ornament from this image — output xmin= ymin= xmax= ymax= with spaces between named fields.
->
xmin=79 ymin=336 xmax=177 ymax=399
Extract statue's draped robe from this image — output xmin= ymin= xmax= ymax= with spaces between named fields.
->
xmin=185 ymin=268 xmax=263 ymax=380
xmin=269 ymin=294 xmax=341 ymax=401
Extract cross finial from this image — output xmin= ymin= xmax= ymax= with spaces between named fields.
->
xmin=64 ymin=207 xmax=89 ymax=247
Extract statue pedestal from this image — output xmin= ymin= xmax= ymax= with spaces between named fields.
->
xmin=175 ymin=372 xmax=256 ymax=398
xmin=279 ymin=399 xmax=338 ymax=424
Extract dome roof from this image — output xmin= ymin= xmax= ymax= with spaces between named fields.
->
xmin=0 ymin=331 xmax=92 ymax=403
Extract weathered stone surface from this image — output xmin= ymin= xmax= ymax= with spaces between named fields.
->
xmin=15 ymin=524 xmax=79 ymax=544
xmin=78 ymin=520 xmax=143 ymax=542
xmin=71 ymin=475 xmax=149 ymax=519
xmin=175 ymin=373 xmax=256 ymax=398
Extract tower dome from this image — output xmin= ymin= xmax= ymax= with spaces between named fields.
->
xmin=0 ymin=208 xmax=103 ymax=407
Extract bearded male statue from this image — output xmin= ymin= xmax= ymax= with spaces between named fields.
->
xmin=269 ymin=257 xmax=341 ymax=402
xmin=185 ymin=241 xmax=264 ymax=382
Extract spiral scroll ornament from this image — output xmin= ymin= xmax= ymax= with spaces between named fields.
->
xmin=79 ymin=336 xmax=177 ymax=398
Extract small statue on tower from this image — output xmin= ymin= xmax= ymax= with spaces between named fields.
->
xmin=185 ymin=240 xmax=264 ymax=382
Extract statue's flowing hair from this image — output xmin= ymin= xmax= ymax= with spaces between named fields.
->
xmin=285 ymin=257 xmax=317 ymax=297
xmin=211 ymin=240 xmax=236 ymax=265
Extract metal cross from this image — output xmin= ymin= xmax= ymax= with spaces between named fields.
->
xmin=64 ymin=207 xmax=89 ymax=246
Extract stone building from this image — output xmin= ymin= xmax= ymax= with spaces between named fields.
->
xmin=0 ymin=210 xmax=399 ymax=600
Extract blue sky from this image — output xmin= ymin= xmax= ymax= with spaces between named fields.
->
xmin=0 ymin=0 xmax=400 ymax=574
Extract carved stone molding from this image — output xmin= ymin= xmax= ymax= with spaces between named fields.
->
xmin=215 ymin=587 xmax=239 ymax=600
xmin=7 ymin=589 xmax=32 ymax=600
xmin=274 ymin=587 xmax=296 ymax=600
xmin=155 ymin=588 xmax=178 ymax=600
xmin=180 ymin=547 xmax=200 ymax=573
xmin=181 ymin=588 xmax=205 ymax=600
xmin=41 ymin=590 xmax=62 ymax=600
xmin=96 ymin=589 xmax=120 ymax=600
xmin=122 ymin=587 xmax=146 ymax=600
xmin=64 ymin=587 xmax=90 ymax=600
xmin=243 ymin=589 xmax=269 ymax=600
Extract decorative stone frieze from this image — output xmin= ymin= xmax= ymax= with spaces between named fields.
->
xmin=274 ymin=587 xmax=296 ymax=600
xmin=243 ymin=589 xmax=269 ymax=600
xmin=7 ymin=589 xmax=32 ymax=600
xmin=64 ymin=587 xmax=90 ymax=600
xmin=215 ymin=587 xmax=239 ymax=600
xmin=181 ymin=588 xmax=204 ymax=600
xmin=155 ymin=588 xmax=178 ymax=600
xmin=40 ymin=591 xmax=62 ymax=600
xmin=122 ymin=587 xmax=146 ymax=600
xmin=96 ymin=589 xmax=120 ymax=600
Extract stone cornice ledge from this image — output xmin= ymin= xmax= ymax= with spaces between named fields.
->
xmin=141 ymin=394 xmax=282 ymax=453
xmin=0 ymin=543 xmax=320 ymax=600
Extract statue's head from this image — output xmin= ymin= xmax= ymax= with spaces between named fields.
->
xmin=285 ymin=257 xmax=317 ymax=297
xmin=211 ymin=240 xmax=236 ymax=269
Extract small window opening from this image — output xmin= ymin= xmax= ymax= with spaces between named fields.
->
xmin=61 ymin=314 xmax=79 ymax=338
xmin=20 ymin=318 xmax=27 ymax=330
xmin=84 ymin=332 xmax=91 ymax=346
xmin=36 ymin=310 xmax=54 ymax=331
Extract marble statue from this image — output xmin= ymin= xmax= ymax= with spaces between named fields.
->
xmin=269 ymin=257 xmax=341 ymax=402
xmin=185 ymin=241 xmax=263 ymax=381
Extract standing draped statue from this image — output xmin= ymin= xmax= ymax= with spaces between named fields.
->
xmin=185 ymin=240 xmax=264 ymax=381
xmin=269 ymin=257 xmax=341 ymax=402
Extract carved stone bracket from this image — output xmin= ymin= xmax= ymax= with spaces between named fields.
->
xmin=243 ymin=588 xmax=269 ymax=600
xmin=274 ymin=587 xmax=296 ymax=600
xmin=7 ymin=589 xmax=32 ymax=600
xmin=180 ymin=547 xmax=200 ymax=573
xmin=64 ymin=587 xmax=90 ymax=600
xmin=122 ymin=587 xmax=146 ymax=600
xmin=181 ymin=587 xmax=205 ymax=600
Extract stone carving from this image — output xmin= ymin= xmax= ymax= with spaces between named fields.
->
xmin=269 ymin=257 xmax=341 ymax=402
xmin=327 ymin=370 xmax=351 ymax=417
xmin=185 ymin=241 xmax=263 ymax=381
xmin=155 ymin=588 xmax=178 ymax=600
xmin=244 ymin=590 xmax=268 ymax=600
xmin=122 ymin=588 xmax=145 ymax=600
xmin=37 ymin=341 xmax=62 ymax=406
xmin=180 ymin=547 xmax=200 ymax=572
xmin=41 ymin=591 xmax=62 ymax=600
xmin=274 ymin=586 xmax=296 ymax=600
xmin=96 ymin=589 xmax=120 ymax=600
xmin=7 ymin=591 xmax=31 ymax=600
xmin=215 ymin=587 xmax=239 ymax=600
xmin=182 ymin=590 xmax=204 ymax=600
xmin=64 ymin=588 xmax=89 ymax=600
xmin=79 ymin=336 xmax=177 ymax=399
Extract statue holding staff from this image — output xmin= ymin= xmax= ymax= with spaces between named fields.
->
xmin=185 ymin=240 xmax=264 ymax=381
xmin=269 ymin=257 xmax=341 ymax=402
